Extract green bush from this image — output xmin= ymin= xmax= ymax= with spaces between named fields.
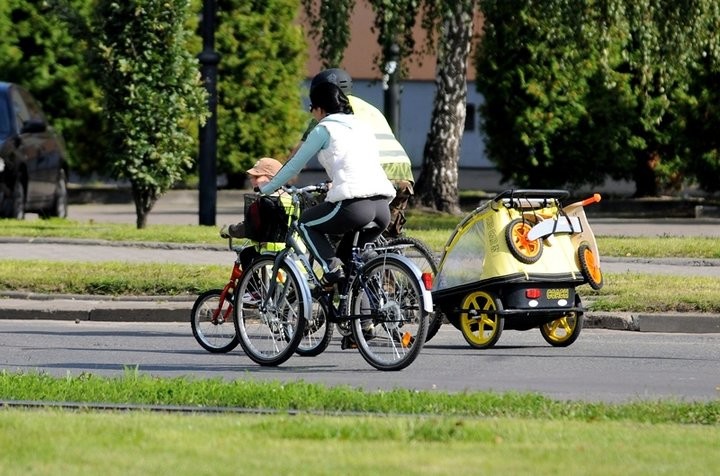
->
xmin=89 ymin=0 xmax=209 ymax=227
xmin=214 ymin=0 xmax=308 ymax=186
xmin=475 ymin=0 xmax=719 ymax=196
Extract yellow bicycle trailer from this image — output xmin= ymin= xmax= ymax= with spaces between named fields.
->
xmin=432 ymin=189 xmax=603 ymax=349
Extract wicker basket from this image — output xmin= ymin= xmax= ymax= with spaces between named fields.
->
xmin=243 ymin=194 xmax=290 ymax=243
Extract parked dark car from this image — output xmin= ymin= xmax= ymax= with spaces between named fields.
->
xmin=0 ymin=82 xmax=68 ymax=219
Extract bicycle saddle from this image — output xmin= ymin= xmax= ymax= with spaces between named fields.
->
xmin=359 ymin=220 xmax=383 ymax=231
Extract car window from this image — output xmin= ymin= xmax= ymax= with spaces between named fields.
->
xmin=10 ymin=88 xmax=31 ymax=133
xmin=17 ymin=86 xmax=45 ymax=120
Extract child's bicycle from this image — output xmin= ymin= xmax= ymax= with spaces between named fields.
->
xmin=232 ymin=183 xmax=434 ymax=371
xmin=190 ymin=237 xmax=244 ymax=353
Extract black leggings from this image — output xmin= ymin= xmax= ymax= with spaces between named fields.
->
xmin=298 ymin=196 xmax=390 ymax=272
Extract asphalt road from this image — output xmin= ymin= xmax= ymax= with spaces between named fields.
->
xmin=0 ymin=319 xmax=717 ymax=403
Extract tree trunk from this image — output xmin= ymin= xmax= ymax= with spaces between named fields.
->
xmin=132 ymin=182 xmax=159 ymax=229
xmin=413 ymin=1 xmax=476 ymax=215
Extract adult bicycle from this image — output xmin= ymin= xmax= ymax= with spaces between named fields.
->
xmin=306 ymin=186 xmax=441 ymax=345
xmin=233 ymin=183 xmax=433 ymax=371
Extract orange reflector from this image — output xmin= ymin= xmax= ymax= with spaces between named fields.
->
xmin=401 ymin=332 xmax=413 ymax=348
xmin=421 ymin=272 xmax=433 ymax=290
xmin=525 ymin=288 xmax=541 ymax=299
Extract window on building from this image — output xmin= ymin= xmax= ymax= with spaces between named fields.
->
xmin=465 ymin=103 xmax=476 ymax=131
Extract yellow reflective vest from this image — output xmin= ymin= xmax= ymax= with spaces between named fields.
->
xmin=302 ymin=95 xmax=414 ymax=184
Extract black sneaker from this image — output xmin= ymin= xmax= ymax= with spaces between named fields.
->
xmin=340 ymin=335 xmax=357 ymax=350
xmin=320 ymin=265 xmax=345 ymax=288
xmin=340 ymin=325 xmax=374 ymax=350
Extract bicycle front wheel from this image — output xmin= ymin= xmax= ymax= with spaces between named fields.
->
xmin=385 ymin=236 xmax=443 ymax=342
xmin=191 ymin=289 xmax=239 ymax=353
xmin=234 ymin=256 xmax=307 ymax=366
xmin=349 ymin=255 xmax=429 ymax=371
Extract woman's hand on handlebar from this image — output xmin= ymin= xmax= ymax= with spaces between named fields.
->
xmin=281 ymin=181 xmax=331 ymax=195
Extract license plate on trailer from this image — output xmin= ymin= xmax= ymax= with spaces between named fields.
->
xmin=546 ymin=288 xmax=570 ymax=300
xmin=502 ymin=285 xmax=575 ymax=310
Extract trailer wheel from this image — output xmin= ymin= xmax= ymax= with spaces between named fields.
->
xmin=459 ymin=291 xmax=503 ymax=349
xmin=505 ymin=218 xmax=543 ymax=264
xmin=540 ymin=295 xmax=584 ymax=347
xmin=578 ymin=242 xmax=603 ymax=290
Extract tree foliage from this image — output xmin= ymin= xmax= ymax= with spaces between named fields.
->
xmin=0 ymin=0 xmax=105 ymax=177
xmin=476 ymin=0 xmax=717 ymax=196
xmin=302 ymin=0 xmax=437 ymax=78
xmin=676 ymin=1 xmax=720 ymax=193
xmin=214 ymin=0 xmax=308 ymax=185
xmin=301 ymin=0 xmax=355 ymax=68
xmin=89 ymin=0 xmax=208 ymax=228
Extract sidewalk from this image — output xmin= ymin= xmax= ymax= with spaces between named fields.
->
xmin=1 ymin=238 xmax=718 ymax=333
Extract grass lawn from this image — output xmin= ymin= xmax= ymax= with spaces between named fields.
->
xmin=0 ymin=372 xmax=717 ymax=475
xmin=1 ymin=409 xmax=718 ymax=475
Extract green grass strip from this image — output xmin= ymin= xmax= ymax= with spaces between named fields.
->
xmin=4 ymin=218 xmax=720 ymax=259
xmin=2 ymin=259 xmax=718 ymax=313
xmin=0 ymin=260 xmax=226 ymax=296
xmin=0 ymin=371 xmax=717 ymax=425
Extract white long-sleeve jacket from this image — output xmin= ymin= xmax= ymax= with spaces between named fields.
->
xmin=261 ymin=113 xmax=395 ymax=202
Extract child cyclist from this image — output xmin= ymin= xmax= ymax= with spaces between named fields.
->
xmin=219 ymin=157 xmax=289 ymax=271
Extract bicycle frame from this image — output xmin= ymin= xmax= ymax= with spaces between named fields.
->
xmin=210 ymin=238 xmax=245 ymax=324
xmin=260 ymin=184 xmax=393 ymax=327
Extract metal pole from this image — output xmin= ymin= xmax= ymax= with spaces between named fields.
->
xmin=198 ymin=0 xmax=220 ymax=226
xmin=383 ymin=43 xmax=400 ymax=137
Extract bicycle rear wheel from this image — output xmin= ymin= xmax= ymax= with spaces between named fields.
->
xmin=233 ymin=256 xmax=307 ymax=366
xmin=385 ymin=236 xmax=443 ymax=342
xmin=349 ymin=254 xmax=429 ymax=371
xmin=191 ymin=289 xmax=239 ymax=353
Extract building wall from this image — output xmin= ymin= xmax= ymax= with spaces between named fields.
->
xmin=300 ymin=1 xmax=491 ymax=168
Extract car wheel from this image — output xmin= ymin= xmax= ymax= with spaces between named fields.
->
xmin=10 ymin=178 xmax=26 ymax=220
xmin=40 ymin=169 xmax=68 ymax=219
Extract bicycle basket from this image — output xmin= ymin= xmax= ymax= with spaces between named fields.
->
xmin=243 ymin=194 xmax=290 ymax=243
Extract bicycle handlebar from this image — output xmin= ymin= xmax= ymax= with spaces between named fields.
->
xmin=280 ymin=182 xmax=330 ymax=195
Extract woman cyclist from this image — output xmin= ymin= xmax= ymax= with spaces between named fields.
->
xmin=259 ymin=81 xmax=395 ymax=287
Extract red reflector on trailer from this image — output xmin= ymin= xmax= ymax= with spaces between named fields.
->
xmin=421 ymin=272 xmax=433 ymax=290
xmin=525 ymin=288 xmax=541 ymax=299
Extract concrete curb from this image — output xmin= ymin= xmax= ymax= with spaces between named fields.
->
xmin=1 ymin=294 xmax=718 ymax=332
xmin=0 ymin=296 xmax=194 ymax=323
xmin=584 ymin=311 xmax=720 ymax=333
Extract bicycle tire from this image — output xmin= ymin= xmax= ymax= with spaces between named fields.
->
xmin=349 ymin=254 xmax=429 ymax=371
xmin=385 ymin=236 xmax=443 ymax=342
xmin=295 ymin=297 xmax=334 ymax=357
xmin=191 ymin=289 xmax=239 ymax=353
xmin=233 ymin=256 xmax=307 ymax=366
